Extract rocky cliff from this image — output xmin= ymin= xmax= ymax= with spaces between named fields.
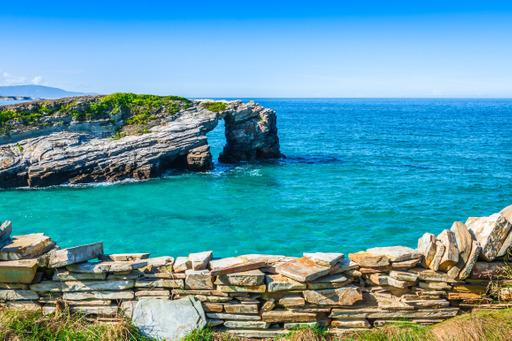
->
xmin=0 ymin=94 xmax=281 ymax=188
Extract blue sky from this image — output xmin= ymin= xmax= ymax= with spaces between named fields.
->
xmin=1 ymin=1 xmax=511 ymax=97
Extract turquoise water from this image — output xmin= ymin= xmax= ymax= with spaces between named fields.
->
xmin=1 ymin=99 xmax=512 ymax=257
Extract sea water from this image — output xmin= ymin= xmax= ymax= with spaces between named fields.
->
xmin=0 ymin=98 xmax=511 ymax=257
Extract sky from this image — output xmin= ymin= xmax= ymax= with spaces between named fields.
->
xmin=1 ymin=1 xmax=511 ymax=98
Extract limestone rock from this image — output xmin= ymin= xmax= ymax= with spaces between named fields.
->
xmin=279 ymin=295 xmax=306 ymax=307
xmin=185 ymin=270 xmax=214 ymax=290
xmin=364 ymin=246 xmax=421 ymax=262
xmin=207 ymin=313 xmax=261 ymax=321
xmin=61 ymin=280 xmax=134 ymax=292
xmin=224 ymin=321 xmax=270 ymax=329
xmin=349 ymin=252 xmax=390 ymax=268
xmin=135 ymin=279 xmax=184 ymax=289
xmin=303 ymin=252 xmax=343 ymax=267
xmin=470 ymin=261 xmax=506 ymax=279
xmin=417 ymin=233 xmax=437 ymax=267
xmin=210 ymin=257 xmax=267 ymax=276
xmin=101 ymin=253 xmax=149 ymax=261
xmin=224 ymin=303 xmax=259 ymax=314
xmin=0 ymin=289 xmax=38 ymax=301
xmin=451 ymin=222 xmax=473 ymax=263
xmin=466 ymin=214 xmax=512 ymax=261
xmin=132 ymin=297 xmax=206 ymax=340
xmin=0 ymin=98 xmax=280 ymax=188
xmin=48 ymin=242 xmax=103 ymax=268
xmin=266 ymin=274 xmax=307 ymax=292
xmin=389 ymin=271 xmax=418 ymax=283
xmin=307 ymin=273 xmax=351 ymax=290
xmin=391 ymin=258 xmax=421 ymax=270
xmin=0 ymin=233 xmax=55 ymax=260
xmin=0 ymin=220 xmax=12 ymax=244
xmin=303 ymin=286 xmax=362 ymax=306
xmin=217 ymin=284 xmax=266 ymax=293
xmin=0 ymin=259 xmax=38 ymax=284
xmin=437 ymin=230 xmax=459 ymax=271
xmin=188 ymin=251 xmax=212 ymax=270
xmin=262 ymin=310 xmax=317 ymax=323
xmin=53 ymin=271 xmax=107 ymax=281
xmin=174 ymin=257 xmax=190 ymax=273
xmin=63 ymin=291 xmax=134 ymax=300
xmin=215 ymin=269 xmax=265 ymax=287
xmin=429 ymin=241 xmax=445 ymax=271
xmin=275 ymin=257 xmax=330 ymax=282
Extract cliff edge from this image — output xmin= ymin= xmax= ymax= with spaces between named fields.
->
xmin=0 ymin=94 xmax=281 ymax=188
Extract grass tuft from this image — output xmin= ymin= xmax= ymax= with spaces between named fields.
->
xmin=202 ymin=101 xmax=227 ymax=113
xmin=0 ymin=308 xmax=152 ymax=341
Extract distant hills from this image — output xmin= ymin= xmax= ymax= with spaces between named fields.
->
xmin=0 ymin=85 xmax=86 ymax=99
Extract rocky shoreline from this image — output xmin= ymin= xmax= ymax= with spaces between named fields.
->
xmin=0 ymin=205 xmax=511 ymax=339
xmin=0 ymin=94 xmax=281 ymax=188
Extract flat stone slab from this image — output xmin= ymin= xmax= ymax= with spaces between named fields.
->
xmin=0 ymin=233 xmax=55 ymax=260
xmin=61 ymin=280 xmax=134 ymax=292
xmin=215 ymin=269 xmax=265 ymax=286
xmin=48 ymin=242 xmax=103 ymax=268
xmin=417 ymin=233 xmax=437 ymax=267
xmin=275 ymin=257 xmax=331 ymax=282
xmin=66 ymin=259 xmax=148 ymax=273
xmin=101 ymin=253 xmax=149 ymax=261
xmin=467 ymin=214 xmax=512 ymax=261
xmin=348 ymin=252 xmax=390 ymax=268
xmin=210 ymin=257 xmax=267 ymax=276
xmin=0 ymin=259 xmax=38 ymax=284
xmin=303 ymin=286 xmax=362 ymax=305
xmin=365 ymin=246 xmax=421 ymax=262
xmin=0 ymin=289 xmax=39 ymax=301
xmin=132 ymin=297 xmax=206 ymax=340
xmin=174 ymin=257 xmax=190 ymax=272
xmin=266 ymin=274 xmax=307 ymax=292
xmin=437 ymin=230 xmax=459 ymax=271
xmin=303 ymin=252 xmax=344 ymax=266
xmin=189 ymin=251 xmax=212 ymax=270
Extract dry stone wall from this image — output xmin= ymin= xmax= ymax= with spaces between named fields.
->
xmin=0 ymin=205 xmax=512 ymax=339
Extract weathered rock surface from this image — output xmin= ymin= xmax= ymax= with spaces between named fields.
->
xmin=0 ymin=233 xmax=55 ymax=260
xmin=48 ymin=242 xmax=103 ymax=268
xmin=466 ymin=214 xmax=512 ymax=261
xmin=132 ymin=297 xmax=206 ymax=340
xmin=0 ymin=97 xmax=281 ymax=188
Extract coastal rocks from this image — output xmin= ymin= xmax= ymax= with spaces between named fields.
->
xmin=0 ymin=233 xmax=55 ymax=260
xmin=0 ymin=259 xmax=38 ymax=284
xmin=466 ymin=213 xmax=512 ymax=261
xmin=132 ymin=297 xmax=206 ymax=341
xmin=0 ymin=97 xmax=281 ymax=188
xmin=0 ymin=220 xmax=12 ymax=244
xmin=48 ymin=242 xmax=103 ymax=268
xmin=1 ymin=205 xmax=512 ymax=337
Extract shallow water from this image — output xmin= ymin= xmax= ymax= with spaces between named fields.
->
xmin=1 ymin=98 xmax=511 ymax=257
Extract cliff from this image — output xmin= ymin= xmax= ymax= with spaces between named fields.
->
xmin=0 ymin=94 xmax=281 ymax=188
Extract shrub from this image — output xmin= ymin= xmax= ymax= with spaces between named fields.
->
xmin=202 ymin=101 xmax=227 ymax=113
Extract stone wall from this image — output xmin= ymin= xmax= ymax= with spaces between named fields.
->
xmin=0 ymin=204 xmax=511 ymax=339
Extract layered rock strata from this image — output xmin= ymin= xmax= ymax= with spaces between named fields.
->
xmin=0 ymin=95 xmax=281 ymax=188
xmin=0 ymin=204 xmax=512 ymax=338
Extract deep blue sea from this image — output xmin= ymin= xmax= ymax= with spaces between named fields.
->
xmin=1 ymin=99 xmax=511 ymax=258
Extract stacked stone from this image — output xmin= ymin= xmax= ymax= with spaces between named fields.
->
xmin=0 ymin=204 xmax=512 ymax=339
xmin=347 ymin=246 xmax=459 ymax=329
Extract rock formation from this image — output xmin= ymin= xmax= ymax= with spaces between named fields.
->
xmin=0 ymin=94 xmax=281 ymax=188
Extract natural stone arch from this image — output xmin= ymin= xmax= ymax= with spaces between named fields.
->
xmin=0 ymin=96 xmax=281 ymax=188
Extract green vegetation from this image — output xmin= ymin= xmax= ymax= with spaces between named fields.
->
xmin=0 ymin=93 xmax=192 ymax=136
xmin=3 ymin=308 xmax=512 ymax=341
xmin=202 ymin=101 xmax=227 ymax=113
xmin=0 ymin=308 xmax=152 ymax=341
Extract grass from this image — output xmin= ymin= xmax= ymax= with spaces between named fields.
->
xmin=271 ymin=308 xmax=512 ymax=341
xmin=202 ymin=101 xmax=227 ymax=113
xmin=0 ymin=93 xmax=192 ymax=136
xmin=6 ymin=307 xmax=512 ymax=341
xmin=0 ymin=308 xmax=152 ymax=341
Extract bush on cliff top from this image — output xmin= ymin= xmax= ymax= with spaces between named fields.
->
xmin=0 ymin=93 xmax=192 ymax=135
xmin=202 ymin=101 xmax=227 ymax=113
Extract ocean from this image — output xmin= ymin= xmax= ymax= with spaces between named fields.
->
xmin=1 ymin=98 xmax=511 ymax=257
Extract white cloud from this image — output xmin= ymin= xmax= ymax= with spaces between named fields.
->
xmin=0 ymin=71 xmax=45 ymax=86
